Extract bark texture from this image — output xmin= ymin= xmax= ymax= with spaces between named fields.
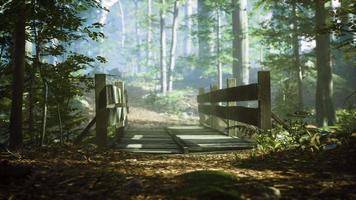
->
xmin=232 ymin=0 xmax=249 ymax=86
xmin=9 ymin=1 xmax=26 ymax=149
xmin=315 ymin=0 xmax=336 ymax=126
xmin=160 ymin=0 xmax=167 ymax=95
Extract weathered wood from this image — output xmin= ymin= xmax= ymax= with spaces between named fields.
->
xmin=198 ymin=88 xmax=206 ymax=125
xmin=74 ymin=116 xmax=96 ymax=144
xmin=197 ymin=83 xmax=258 ymax=103
xmin=227 ymin=78 xmax=237 ymax=136
xmin=258 ymin=71 xmax=271 ymax=129
xmin=198 ymin=105 xmax=259 ymax=126
xmin=210 ymin=85 xmax=219 ymax=130
xmin=95 ymin=74 xmax=108 ymax=147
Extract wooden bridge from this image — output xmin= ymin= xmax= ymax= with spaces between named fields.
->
xmin=85 ymin=71 xmax=271 ymax=154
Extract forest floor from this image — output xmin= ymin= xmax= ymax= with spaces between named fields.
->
xmin=1 ymin=121 xmax=355 ymax=199
xmin=1 ymin=86 xmax=356 ymax=199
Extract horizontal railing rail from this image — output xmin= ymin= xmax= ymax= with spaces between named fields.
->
xmin=197 ymin=71 xmax=271 ymax=133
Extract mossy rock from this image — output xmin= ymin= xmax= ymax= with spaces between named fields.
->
xmin=173 ymin=170 xmax=242 ymax=200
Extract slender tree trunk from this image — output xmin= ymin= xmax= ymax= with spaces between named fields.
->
xmin=146 ymin=0 xmax=152 ymax=67
xmin=168 ymin=1 xmax=179 ymax=92
xmin=292 ymin=0 xmax=303 ymax=111
xmin=134 ymin=0 xmax=141 ymax=73
xmin=9 ymin=1 xmax=26 ymax=149
xmin=198 ymin=0 xmax=212 ymax=63
xmin=40 ymin=81 xmax=48 ymax=146
xmin=232 ymin=0 xmax=249 ymax=86
xmin=184 ymin=0 xmax=192 ymax=56
xmin=28 ymin=59 xmax=35 ymax=142
xmin=315 ymin=0 xmax=335 ymax=126
xmin=57 ymin=103 xmax=63 ymax=144
xmin=216 ymin=8 xmax=222 ymax=89
xmin=117 ymin=0 xmax=125 ymax=48
xmin=160 ymin=0 xmax=167 ymax=95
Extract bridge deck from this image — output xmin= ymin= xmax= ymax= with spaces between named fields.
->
xmin=115 ymin=126 xmax=253 ymax=154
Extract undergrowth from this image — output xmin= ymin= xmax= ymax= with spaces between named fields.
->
xmin=252 ymin=109 xmax=356 ymax=155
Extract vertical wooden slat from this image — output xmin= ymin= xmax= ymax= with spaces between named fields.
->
xmin=258 ymin=71 xmax=271 ymax=129
xmin=95 ymin=74 xmax=108 ymax=147
xmin=227 ymin=78 xmax=237 ymax=136
xmin=210 ymin=84 xmax=219 ymax=130
xmin=198 ymin=88 xmax=205 ymax=125
xmin=115 ymin=81 xmax=124 ymax=128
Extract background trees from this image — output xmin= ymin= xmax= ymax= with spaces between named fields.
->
xmin=0 ymin=0 xmax=355 ymax=147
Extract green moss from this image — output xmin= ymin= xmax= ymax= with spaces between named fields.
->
xmin=173 ymin=170 xmax=242 ymax=200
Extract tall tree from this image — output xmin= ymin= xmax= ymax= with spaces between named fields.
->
xmin=160 ymin=0 xmax=167 ymax=95
xmin=315 ymin=0 xmax=336 ymax=126
xmin=134 ymin=0 xmax=141 ymax=72
xmin=168 ymin=0 xmax=180 ymax=92
xmin=9 ymin=0 xmax=26 ymax=149
xmin=147 ymin=0 xmax=152 ymax=66
xmin=118 ymin=0 xmax=125 ymax=48
xmin=216 ymin=7 xmax=222 ymax=89
xmin=183 ymin=0 xmax=192 ymax=56
xmin=198 ymin=0 xmax=213 ymax=66
xmin=292 ymin=0 xmax=304 ymax=111
xmin=232 ymin=0 xmax=249 ymax=86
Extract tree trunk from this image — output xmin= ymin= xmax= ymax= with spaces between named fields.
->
xmin=57 ymin=103 xmax=63 ymax=144
xmin=315 ymin=0 xmax=336 ymax=126
xmin=9 ymin=1 xmax=26 ymax=149
xmin=232 ymin=0 xmax=249 ymax=86
xmin=216 ymin=8 xmax=222 ymax=89
xmin=160 ymin=0 xmax=167 ymax=95
xmin=117 ymin=0 xmax=125 ymax=48
xmin=183 ymin=0 xmax=192 ymax=56
xmin=146 ymin=0 xmax=152 ymax=67
xmin=292 ymin=0 xmax=303 ymax=111
xmin=40 ymin=81 xmax=48 ymax=146
xmin=168 ymin=1 xmax=179 ymax=92
xmin=198 ymin=0 xmax=212 ymax=64
xmin=134 ymin=0 xmax=141 ymax=73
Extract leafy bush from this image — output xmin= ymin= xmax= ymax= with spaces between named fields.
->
xmin=143 ymin=90 xmax=195 ymax=115
xmin=337 ymin=109 xmax=356 ymax=133
xmin=254 ymin=116 xmax=354 ymax=155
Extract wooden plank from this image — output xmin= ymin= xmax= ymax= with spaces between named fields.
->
xmin=116 ymin=143 xmax=179 ymax=149
xmin=183 ymin=140 xmax=251 ymax=146
xmin=210 ymin=85 xmax=219 ymax=129
xmin=187 ymin=145 xmax=252 ymax=152
xmin=192 ymin=143 xmax=252 ymax=147
xmin=197 ymin=83 xmax=258 ymax=103
xmin=227 ymin=78 xmax=237 ymax=136
xmin=123 ymin=135 xmax=171 ymax=139
xmin=198 ymin=105 xmax=259 ymax=126
xmin=258 ymin=71 xmax=272 ymax=129
xmin=198 ymin=88 xmax=207 ymax=125
xmin=120 ymin=138 xmax=174 ymax=142
xmin=95 ymin=74 xmax=108 ymax=147
xmin=119 ymin=149 xmax=181 ymax=154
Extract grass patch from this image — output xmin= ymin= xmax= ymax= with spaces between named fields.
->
xmin=174 ymin=170 xmax=242 ymax=200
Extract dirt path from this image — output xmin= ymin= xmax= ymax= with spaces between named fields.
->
xmin=1 ymin=138 xmax=355 ymax=199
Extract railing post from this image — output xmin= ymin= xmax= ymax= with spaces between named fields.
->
xmin=210 ymin=84 xmax=219 ymax=130
xmin=258 ymin=71 xmax=271 ymax=129
xmin=198 ymin=87 xmax=205 ymax=125
xmin=115 ymin=81 xmax=125 ymax=128
xmin=95 ymin=74 xmax=108 ymax=147
xmin=227 ymin=78 xmax=237 ymax=136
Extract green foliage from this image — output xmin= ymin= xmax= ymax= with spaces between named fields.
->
xmin=337 ymin=109 xmax=356 ymax=134
xmin=255 ymin=116 xmax=354 ymax=155
xmin=174 ymin=170 xmax=242 ymax=200
xmin=143 ymin=90 xmax=194 ymax=114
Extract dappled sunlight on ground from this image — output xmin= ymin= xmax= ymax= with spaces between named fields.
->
xmin=1 ymin=140 xmax=355 ymax=199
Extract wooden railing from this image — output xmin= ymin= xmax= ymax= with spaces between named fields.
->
xmin=95 ymin=74 xmax=128 ymax=147
xmin=197 ymin=71 xmax=271 ymax=132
